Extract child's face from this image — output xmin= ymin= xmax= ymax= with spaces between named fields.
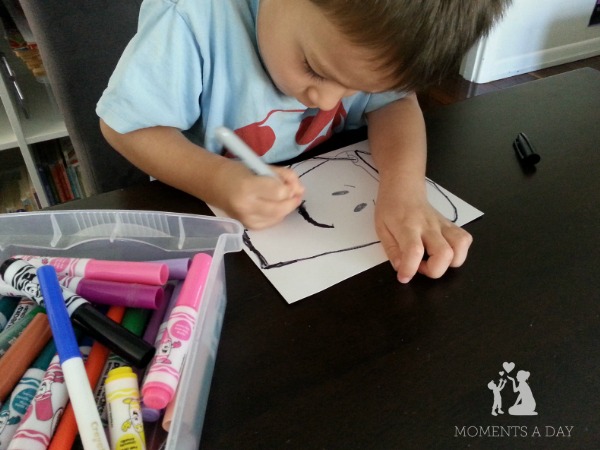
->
xmin=257 ymin=0 xmax=394 ymax=111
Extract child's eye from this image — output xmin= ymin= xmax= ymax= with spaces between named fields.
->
xmin=303 ymin=58 xmax=325 ymax=82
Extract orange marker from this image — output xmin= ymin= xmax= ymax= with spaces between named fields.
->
xmin=47 ymin=305 xmax=126 ymax=450
xmin=0 ymin=312 xmax=52 ymax=402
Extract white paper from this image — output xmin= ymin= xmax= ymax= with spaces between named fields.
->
xmin=210 ymin=140 xmax=483 ymax=303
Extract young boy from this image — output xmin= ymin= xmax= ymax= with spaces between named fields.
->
xmin=97 ymin=0 xmax=510 ymax=284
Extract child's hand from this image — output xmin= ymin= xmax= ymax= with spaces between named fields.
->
xmin=216 ymin=161 xmax=304 ymax=229
xmin=374 ymin=183 xmax=472 ymax=283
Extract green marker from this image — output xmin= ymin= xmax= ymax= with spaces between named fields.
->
xmin=0 ymin=306 xmax=45 ymax=357
xmin=121 ymin=307 xmax=153 ymax=337
xmin=0 ymin=296 xmax=20 ymax=332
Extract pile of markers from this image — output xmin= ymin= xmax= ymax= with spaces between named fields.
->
xmin=0 ymin=252 xmax=213 ymax=450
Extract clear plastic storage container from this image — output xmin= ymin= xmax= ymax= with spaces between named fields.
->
xmin=0 ymin=210 xmax=244 ymax=449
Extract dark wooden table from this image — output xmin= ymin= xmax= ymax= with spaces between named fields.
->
xmin=55 ymin=68 xmax=600 ymax=449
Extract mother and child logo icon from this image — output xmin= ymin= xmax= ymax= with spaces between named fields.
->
xmin=488 ymin=362 xmax=537 ymax=416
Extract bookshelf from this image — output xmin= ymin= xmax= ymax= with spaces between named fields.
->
xmin=0 ymin=34 xmax=70 ymax=208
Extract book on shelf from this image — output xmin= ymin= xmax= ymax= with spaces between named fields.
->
xmin=58 ymin=136 xmax=88 ymax=198
xmin=32 ymin=138 xmax=87 ymax=206
xmin=0 ymin=165 xmax=39 ymax=212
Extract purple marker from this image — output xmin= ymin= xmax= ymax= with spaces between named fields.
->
xmin=142 ymin=283 xmax=180 ymax=346
xmin=151 ymin=258 xmax=191 ymax=280
xmin=14 ymin=255 xmax=168 ymax=286
xmin=142 ymin=253 xmax=213 ymax=409
xmin=58 ymin=276 xmax=164 ymax=309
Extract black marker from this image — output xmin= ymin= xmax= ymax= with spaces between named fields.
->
xmin=513 ymin=132 xmax=541 ymax=166
xmin=0 ymin=258 xmax=155 ymax=367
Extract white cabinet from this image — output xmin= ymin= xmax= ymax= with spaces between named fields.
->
xmin=0 ymin=36 xmax=68 ymax=208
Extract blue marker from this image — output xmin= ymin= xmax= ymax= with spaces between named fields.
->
xmin=36 ymin=266 xmax=110 ymax=450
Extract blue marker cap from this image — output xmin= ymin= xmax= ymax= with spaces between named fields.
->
xmin=37 ymin=266 xmax=81 ymax=363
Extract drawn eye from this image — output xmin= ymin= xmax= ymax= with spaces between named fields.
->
xmin=354 ymin=203 xmax=367 ymax=212
xmin=332 ymin=190 xmax=349 ymax=196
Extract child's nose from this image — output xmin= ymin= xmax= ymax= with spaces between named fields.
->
xmin=307 ymin=84 xmax=354 ymax=111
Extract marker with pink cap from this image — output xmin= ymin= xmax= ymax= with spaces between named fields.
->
xmin=14 ymin=255 xmax=169 ymax=286
xmin=142 ymin=253 xmax=213 ymax=410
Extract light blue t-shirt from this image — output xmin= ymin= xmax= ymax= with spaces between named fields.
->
xmin=97 ymin=0 xmax=405 ymax=163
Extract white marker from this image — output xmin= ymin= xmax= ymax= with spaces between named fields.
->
xmin=214 ymin=126 xmax=280 ymax=179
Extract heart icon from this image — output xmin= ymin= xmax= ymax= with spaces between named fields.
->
xmin=503 ymin=362 xmax=515 ymax=373
xmin=499 ymin=371 xmax=504 ymax=376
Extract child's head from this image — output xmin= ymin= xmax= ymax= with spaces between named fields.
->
xmin=258 ymin=0 xmax=510 ymax=110
xmin=309 ymin=0 xmax=512 ymax=91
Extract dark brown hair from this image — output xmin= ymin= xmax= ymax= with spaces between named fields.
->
xmin=309 ymin=0 xmax=512 ymax=91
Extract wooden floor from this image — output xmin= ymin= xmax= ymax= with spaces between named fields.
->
xmin=418 ymin=55 xmax=600 ymax=112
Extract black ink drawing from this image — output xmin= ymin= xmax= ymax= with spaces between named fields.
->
xmin=243 ymin=147 xmax=460 ymax=270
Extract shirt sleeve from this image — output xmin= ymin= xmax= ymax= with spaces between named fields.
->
xmin=96 ymin=0 xmax=203 ymax=134
xmin=364 ymin=90 xmax=409 ymax=113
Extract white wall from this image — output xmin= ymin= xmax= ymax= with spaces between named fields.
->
xmin=461 ymin=0 xmax=600 ymax=83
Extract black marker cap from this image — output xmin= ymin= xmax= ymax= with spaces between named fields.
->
xmin=0 ymin=257 xmax=18 ymax=278
xmin=71 ymin=302 xmax=155 ymax=367
xmin=513 ymin=132 xmax=541 ymax=166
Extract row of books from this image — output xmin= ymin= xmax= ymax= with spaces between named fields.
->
xmin=0 ymin=137 xmax=88 ymax=213
xmin=33 ymin=137 xmax=89 ymax=206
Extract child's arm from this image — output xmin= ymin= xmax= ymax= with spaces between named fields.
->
xmin=100 ymin=120 xmax=304 ymax=229
xmin=366 ymin=94 xmax=473 ymax=283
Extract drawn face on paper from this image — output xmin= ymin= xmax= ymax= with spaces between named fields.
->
xmin=244 ymin=149 xmax=380 ymax=269
xmin=244 ymin=148 xmax=460 ymax=269
xmin=294 ymin=153 xmax=377 ymax=234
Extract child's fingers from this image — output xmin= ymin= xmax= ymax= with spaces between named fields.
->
xmin=443 ymin=226 xmax=473 ymax=267
xmin=379 ymin=225 xmax=423 ymax=283
xmin=416 ymin=225 xmax=472 ymax=277
xmin=379 ymin=218 xmax=473 ymax=283
xmin=241 ymin=196 xmax=301 ymax=229
xmin=272 ymin=167 xmax=305 ymax=198
xmin=417 ymin=232 xmax=454 ymax=279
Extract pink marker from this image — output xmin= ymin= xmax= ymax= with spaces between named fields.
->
xmin=58 ymin=275 xmax=165 ymax=309
xmin=142 ymin=253 xmax=213 ymax=409
xmin=14 ymin=255 xmax=168 ymax=286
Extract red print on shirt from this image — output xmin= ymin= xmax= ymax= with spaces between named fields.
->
xmin=232 ymin=103 xmax=347 ymax=156
xmin=296 ymin=102 xmax=347 ymax=149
